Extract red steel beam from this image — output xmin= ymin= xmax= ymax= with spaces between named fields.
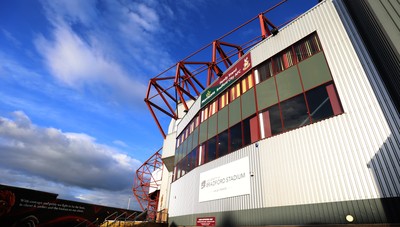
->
xmin=144 ymin=2 xmax=284 ymax=138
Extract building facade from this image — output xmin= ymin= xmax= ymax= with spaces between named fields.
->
xmin=157 ymin=0 xmax=400 ymax=225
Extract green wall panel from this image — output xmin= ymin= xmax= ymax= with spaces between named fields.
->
xmin=299 ymin=52 xmax=332 ymax=91
xmin=241 ymin=88 xmax=256 ymax=119
xmin=256 ymin=78 xmax=278 ymax=110
xmin=276 ymin=66 xmax=303 ymax=101
xmin=199 ymin=120 xmax=208 ymax=144
xmin=229 ymin=98 xmax=241 ymax=127
xmin=192 ymin=128 xmax=199 ymax=150
xmin=186 ymin=134 xmax=192 ymax=156
xmin=217 ymin=107 xmax=229 ymax=134
xmin=207 ymin=114 xmax=218 ymax=139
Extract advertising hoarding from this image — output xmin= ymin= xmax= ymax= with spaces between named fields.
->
xmin=199 ymin=157 xmax=250 ymax=202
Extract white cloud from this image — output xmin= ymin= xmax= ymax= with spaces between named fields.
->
xmin=35 ymin=0 xmax=172 ymax=106
xmin=113 ymin=140 xmax=128 ymax=148
xmin=34 ymin=24 xmax=147 ymax=103
xmin=0 ymin=111 xmax=142 ymax=207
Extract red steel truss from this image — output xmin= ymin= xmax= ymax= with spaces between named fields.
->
xmin=145 ymin=1 xmax=286 ymax=138
xmin=132 ymin=148 xmax=163 ymax=221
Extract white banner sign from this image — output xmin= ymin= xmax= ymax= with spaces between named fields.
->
xmin=199 ymin=157 xmax=250 ymax=202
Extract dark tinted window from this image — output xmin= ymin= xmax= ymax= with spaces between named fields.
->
xmin=217 ymin=130 xmax=229 ymax=158
xmin=258 ymin=60 xmax=273 ymax=82
xmin=206 ymin=136 xmax=217 ymax=163
xmin=188 ymin=148 xmax=197 ymax=172
xmin=280 ymin=94 xmax=310 ymax=130
xmin=230 ymin=123 xmax=242 ymax=152
xmin=268 ymin=104 xmax=283 ymax=136
xmin=243 ymin=116 xmax=253 ymax=146
xmin=306 ymin=84 xmax=334 ymax=122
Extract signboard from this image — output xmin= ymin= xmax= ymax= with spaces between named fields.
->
xmin=200 ymin=53 xmax=252 ymax=108
xmin=196 ymin=217 xmax=216 ymax=226
xmin=199 ymin=157 xmax=250 ymax=202
xmin=0 ymin=184 xmax=141 ymax=227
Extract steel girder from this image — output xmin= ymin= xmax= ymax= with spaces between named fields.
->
xmin=132 ymin=148 xmax=163 ymax=221
xmin=145 ymin=1 xmax=284 ymax=138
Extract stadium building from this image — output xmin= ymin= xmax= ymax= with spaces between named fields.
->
xmin=134 ymin=0 xmax=400 ymax=226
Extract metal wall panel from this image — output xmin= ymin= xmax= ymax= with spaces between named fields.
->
xmin=169 ymin=0 xmax=400 ymax=221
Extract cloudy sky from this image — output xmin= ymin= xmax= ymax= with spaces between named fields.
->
xmin=0 ymin=0 xmax=317 ymax=210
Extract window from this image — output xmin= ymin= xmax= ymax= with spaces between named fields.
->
xmin=194 ymin=115 xmax=200 ymax=128
xmin=217 ymin=129 xmax=229 ymax=158
xmin=295 ymin=34 xmax=322 ymax=62
xmin=173 ymin=32 xmax=344 ymax=181
xmin=187 ymin=148 xmax=197 ymax=172
xmin=201 ymin=106 xmax=209 ymax=122
xmin=219 ymin=91 xmax=229 ymax=110
xmin=280 ymin=94 xmax=310 ymax=130
xmin=261 ymin=104 xmax=283 ymax=137
xmin=274 ymin=48 xmax=295 ymax=75
xmin=206 ymin=136 xmax=217 ymax=163
xmin=230 ymin=83 xmax=241 ymax=101
xmin=241 ymin=73 xmax=254 ymax=94
xmin=306 ymin=83 xmax=334 ymax=123
xmin=189 ymin=121 xmax=194 ymax=134
xmin=258 ymin=60 xmax=273 ymax=82
xmin=230 ymin=123 xmax=243 ymax=152
xmin=209 ymin=100 xmax=218 ymax=117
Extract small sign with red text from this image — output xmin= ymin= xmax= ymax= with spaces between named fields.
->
xmin=196 ymin=217 xmax=216 ymax=226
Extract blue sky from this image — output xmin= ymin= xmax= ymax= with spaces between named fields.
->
xmin=0 ymin=0 xmax=317 ymax=210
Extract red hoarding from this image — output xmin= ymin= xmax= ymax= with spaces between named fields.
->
xmin=196 ymin=217 xmax=216 ymax=226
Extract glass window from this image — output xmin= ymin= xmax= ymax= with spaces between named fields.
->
xmin=241 ymin=73 xmax=254 ymax=94
xmin=306 ymin=84 xmax=334 ymax=123
xmin=230 ymin=123 xmax=243 ymax=152
xmin=282 ymin=49 xmax=294 ymax=68
xmin=206 ymin=136 xmax=217 ymax=163
xmin=180 ymin=157 xmax=187 ymax=177
xmin=209 ymin=100 xmax=218 ymax=117
xmin=187 ymin=148 xmax=197 ymax=172
xmin=194 ymin=115 xmax=200 ymax=128
xmin=219 ymin=91 xmax=229 ymax=110
xmin=201 ymin=106 xmax=209 ymax=122
xmin=230 ymin=83 xmax=241 ymax=101
xmin=189 ymin=121 xmax=194 ymax=134
xmin=217 ymin=129 xmax=229 ymax=158
xmin=262 ymin=104 xmax=283 ymax=137
xmin=258 ymin=60 xmax=273 ymax=82
xmin=295 ymin=34 xmax=322 ymax=62
xmin=280 ymin=94 xmax=310 ymax=130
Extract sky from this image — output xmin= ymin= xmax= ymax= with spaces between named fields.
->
xmin=0 ymin=0 xmax=318 ymax=210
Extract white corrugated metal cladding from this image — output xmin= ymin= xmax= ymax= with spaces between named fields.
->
xmin=169 ymin=0 xmax=400 ymax=218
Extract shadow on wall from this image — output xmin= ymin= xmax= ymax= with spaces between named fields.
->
xmin=368 ymin=134 xmax=400 ymax=223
